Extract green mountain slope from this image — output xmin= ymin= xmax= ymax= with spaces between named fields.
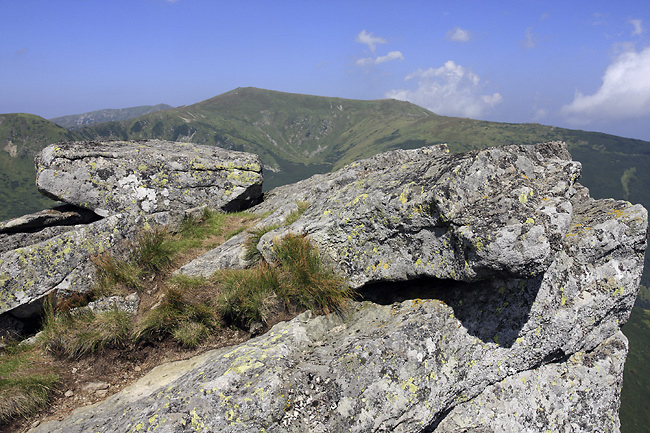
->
xmin=620 ymin=303 xmax=650 ymax=433
xmin=0 ymin=113 xmax=77 ymax=218
xmin=74 ymin=88 xmax=434 ymax=189
xmin=50 ymin=104 xmax=174 ymax=129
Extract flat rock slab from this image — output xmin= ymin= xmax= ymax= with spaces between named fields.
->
xmin=35 ymin=140 xmax=263 ymax=216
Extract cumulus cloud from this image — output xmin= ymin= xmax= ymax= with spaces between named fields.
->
xmin=355 ymin=30 xmax=387 ymax=53
xmin=561 ymin=46 xmax=650 ymax=123
xmin=446 ymin=26 xmax=471 ymax=42
xmin=356 ymin=51 xmax=404 ymax=66
xmin=630 ymin=19 xmax=644 ymax=36
xmin=386 ymin=61 xmax=503 ymax=118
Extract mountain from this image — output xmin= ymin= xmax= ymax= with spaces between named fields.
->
xmin=0 ymin=113 xmax=77 ymax=218
xmin=73 ymin=88 xmax=650 ymax=214
xmin=49 ymin=104 xmax=173 ymax=129
xmin=74 ymin=88 xmax=435 ymax=189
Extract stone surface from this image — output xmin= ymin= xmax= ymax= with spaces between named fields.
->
xmin=0 ymin=209 xmax=187 ymax=318
xmin=0 ymin=205 xmax=101 ymax=254
xmin=177 ymin=201 xmax=301 ymax=277
xmin=188 ymin=142 xmax=628 ymax=290
xmin=29 ymin=139 xmax=648 ymax=432
xmin=0 ymin=204 xmax=99 ymax=234
xmin=436 ymin=331 xmax=628 ymax=433
xmin=35 ymin=140 xmax=263 ymax=216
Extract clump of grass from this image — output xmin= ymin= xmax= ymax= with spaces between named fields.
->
xmin=134 ymin=282 xmax=220 ymax=348
xmin=285 ymin=201 xmax=310 ymax=226
xmin=216 ymin=263 xmax=281 ymax=326
xmin=93 ymin=225 xmax=177 ymax=295
xmin=132 ymin=226 xmax=175 ymax=273
xmin=92 ymin=252 xmax=144 ymax=294
xmin=216 ymin=233 xmax=354 ymax=326
xmin=39 ymin=300 xmax=133 ymax=359
xmin=272 ymin=233 xmax=354 ymax=315
xmin=0 ymin=343 xmax=59 ymax=422
xmin=244 ymin=224 xmax=279 ymax=263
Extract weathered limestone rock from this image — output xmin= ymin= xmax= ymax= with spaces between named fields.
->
xmin=30 ymin=142 xmax=648 ymax=433
xmin=36 ymin=140 xmax=263 ymax=216
xmin=436 ymin=331 xmax=628 ymax=432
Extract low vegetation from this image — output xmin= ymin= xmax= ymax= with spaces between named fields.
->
xmin=0 ymin=206 xmax=355 ymax=425
xmin=0 ymin=343 xmax=59 ymax=422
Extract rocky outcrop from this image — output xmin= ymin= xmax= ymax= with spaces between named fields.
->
xmin=31 ymin=142 xmax=648 ymax=432
xmin=36 ymin=140 xmax=263 ymax=216
xmin=1 ymin=140 xmax=264 ymax=325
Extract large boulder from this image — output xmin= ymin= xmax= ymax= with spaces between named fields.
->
xmin=35 ymin=140 xmax=263 ymax=216
xmin=33 ymin=142 xmax=648 ymax=432
xmin=0 ymin=210 xmax=184 ymax=318
xmin=0 ymin=140 xmax=263 ymax=323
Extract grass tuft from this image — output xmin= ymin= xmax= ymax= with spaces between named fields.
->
xmin=216 ymin=263 xmax=281 ymax=326
xmin=132 ymin=226 xmax=175 ymax=273
xmin=134 ymin=286 xmax=220 ymax=346
xmin=243 ymin=224 xmax=279 ymax=263
xmin=92 ymin=252 xmax=144 ymax=295
xmin=285 ymin=201 xmax=310 ymax=226
xmin=0 ymin=343 xmax=59 ymax=422
xmin=38 ymin=300 xmax=133 ymax=359
xmin=272 ymin=233 xmax=354 ymax=315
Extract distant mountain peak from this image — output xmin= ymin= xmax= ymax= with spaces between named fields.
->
xmin=49 ymin=104 xmax=174 ymax=130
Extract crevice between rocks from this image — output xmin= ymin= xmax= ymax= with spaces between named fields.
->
xmin=357 ymin=274 xmax=541 ymax=349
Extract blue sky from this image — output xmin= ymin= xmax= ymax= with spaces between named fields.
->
xmin=1 ymin=0 xmax=649 ymax=140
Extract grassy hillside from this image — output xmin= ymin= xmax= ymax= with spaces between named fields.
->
xmin=620 ymin=303 xmax=650 ymax=433
xmin=50 ymin=104 xmax=173 ymax=130
xmin=75 ymin=88 xmax=434 ymax=189
xmin=0 ymin=114 xmax=75 ymax=219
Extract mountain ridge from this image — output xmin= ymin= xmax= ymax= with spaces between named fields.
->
xmin=49 ymin=103 xmax=173 ymax=130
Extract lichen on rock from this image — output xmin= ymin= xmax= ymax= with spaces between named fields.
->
xmin=35 ymin=140 xmax=263 ymax=216
xmin=29 ymin=141 xmax=648 ymax=433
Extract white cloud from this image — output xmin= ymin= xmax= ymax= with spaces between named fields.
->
xmin=520 ymin=27 xmax=538 ymax=50
xmin=561 ymin=46 xmax=650 ymax=123
xmin=446 ymin=26 xmax=471 ymax=42
xmin=630 ymin=19 xmax=644 ymax=36
xmin=356 ymin=51 xmax=404 ymax=66
xmin=355 ymin=30 xmax=387 ymax=53
xmin=386 ymin=61 xmax=503 ymax=118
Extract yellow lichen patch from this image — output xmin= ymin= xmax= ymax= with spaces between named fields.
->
xmin=525 ymin=218 xmax=535 ymax=224
xmin=560 ymin=287 xmax=568 ymax=306
xmin=190 ymin=409 xmax=205 ymax=431
xmin=400 ymin=377 xmax=419 ymax=399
